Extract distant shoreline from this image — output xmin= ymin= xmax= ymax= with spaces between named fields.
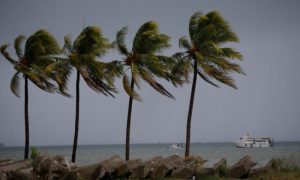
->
xmin=2 ymin=141 xmax=300 ymax=148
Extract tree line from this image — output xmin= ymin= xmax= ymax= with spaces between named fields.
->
xmin=0 ymin=11 xmax=244 ymax=163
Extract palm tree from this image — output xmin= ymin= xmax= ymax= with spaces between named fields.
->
xmin=47 ymin=26 xmax=122 ymax=163
xmin=115 ymin=21 xmax=176 ymax=160
xmin=0 ymin=30 xmax=61 ymax=159
xmin=172 ymin=11 xmax=245 ymax=157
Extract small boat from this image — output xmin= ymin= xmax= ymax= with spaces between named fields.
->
xmin=169 ymin=143 xmax=184 ymax=149
xmin=235 ymin=134 xmax=273 ymax=148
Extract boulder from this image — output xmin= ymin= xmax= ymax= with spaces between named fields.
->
xmin=150 ymin=154 xmax=184 ymax=178
xmin=249 ymin=159 xmax=273 ymax=177
xmin=6 ymin=168 xmax=37 ymax=180
xmin=0 ymin=160 xmax=30 ymax=172
xmin=228 ymin=155 xmax=257 ymax=178
xmin=194 ymin=159 xmax=226 ymax=179
xmin=32 ymin=153 xmax=74 ymax=179
xmin=142 ymin=156 xmax=164 ymax=178
xmin=0 ymin=159 xmax=13 ymax=167
xmin=113 ymin=159 xmax=142 ymax=178
xmin=90 ymin=155 xmax=124 ymax=179
xmin=172 ymin=166 xmax=194 ymax=179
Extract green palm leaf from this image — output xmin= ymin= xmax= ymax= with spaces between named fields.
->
xmin=14 ymin=35 xmax=26 ymax=59
xmin=116 ymin=27 xmax=129 ymax=55
xmin=10 ymin=72 xmax=21 ymax=97
xmin=123 ymin=74 xmax=141 ymax=101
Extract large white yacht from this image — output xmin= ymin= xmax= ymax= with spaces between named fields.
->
xmin=235 ymin=134 xmax=273 ymax=148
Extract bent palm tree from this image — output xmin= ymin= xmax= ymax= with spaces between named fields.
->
xmin=0 ymin=30 xmax=61 ymax=159
xmin=115 ymin=21 xmax=175 ymax=160
xmin=173 ymin=11 xmax=245 ymax=157
xmin=47 ymin=26 xmax=122 ymax=163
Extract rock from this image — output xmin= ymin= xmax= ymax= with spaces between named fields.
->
xmin=61 ymin=171 xmax=83 ymax=180
xmin=0 ymin=160 xmax=30 ymax=172
xmin=0 ymin=159 xmax=13 ymax=167
xmin=172 ymin=166 xmax=194 ymax=179
xmin=90 ymin=155 xmax=124 ymax=179
xmin=142 ymin=156 xmax=164 ymax=178
xmin=249 ymin=159 xmax=273 ymax=177
xmin=32 ymin=153 xmax=74 ymax=179
xmin=150 ymin=154 xmax=184 ymax=178
xmin=113 ymin=159 xmax=142 ymax=178
xmin=6 ymin=168 xmax=37 ymax=180
xmin=194 ymin=159 xmax=226 ymax=179
xmin=129 ymin=164 xmax=145 ymax=179
xmin=76 ymin=163 xmax=99 ymax=179
xmin=228 ymin=155 xmax=257 ymax=178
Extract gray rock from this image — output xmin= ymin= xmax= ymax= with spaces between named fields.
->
xmin=172 ymin=166 xmax=194 ymax=179
xmin=194 ymin=159 xmax=227 ymax=179
xmin=90 ymin=155 xmax=124 ymax=179
xmin=32 ymin=153 xmax=74 ymax=179
xmin=113 ymin=159 xmax=142 ymax=178
xmin=249 ymin=159 xmax=273 ymax=177
xmin=228 ymin=155 xmax=257 ymax=178
xmin=0 ymin=160 xmax=30 ymax=172
xmin=150 ymin=154 xmax=184 ymax=178
xmin=0 ymin=159 xmax=13 ymax=167
xmin=143 ymin=156 xmax=164 ymax=178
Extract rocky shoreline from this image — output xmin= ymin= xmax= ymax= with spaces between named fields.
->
xmin=0 ymin=153 xmax=276 ymax=179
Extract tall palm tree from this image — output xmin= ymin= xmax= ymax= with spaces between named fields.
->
xmin=47 ymin=26 xmax=122 ymax=163
xmin=172 ymin=11 xmax=245 ymax=157
xmin=115 ymin=21 xmax=176 ymax=160
xmin=0 ymin=30 xmax=61 ymax=159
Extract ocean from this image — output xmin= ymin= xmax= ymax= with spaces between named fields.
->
xmin=1 ymin=142 xmax=300 ymax=166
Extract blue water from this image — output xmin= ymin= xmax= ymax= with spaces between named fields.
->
xmin=1 ymin=142 xmax=300 ymax=166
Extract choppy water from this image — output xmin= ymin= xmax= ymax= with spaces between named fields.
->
xmin=1 ymin=142 xmax=300 ymax=166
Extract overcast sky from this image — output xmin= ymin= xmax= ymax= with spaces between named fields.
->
xmin=0 ymin=0 xmax=300 ymax=146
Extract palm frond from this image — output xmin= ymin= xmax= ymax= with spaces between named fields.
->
xmin=133 ymin=21 xmax=170 ymax=54
xmin=10 ymin=72 xmax=21 ymax=97
xmin=103 ymin=60 xmax=124 ymax=87
xmin=80 ymin=66 xmax=116 ymax=97
xmin=24 ymin=29 xmax=61 ymax=66
xmin=116 ymin=26 xmax=129 ymax=55
xmin=221 ymin=48 xmax=243 ymax=60
xmin=197 ymin=68 xmax=219 ymax=87
xmin=179 ymin=36 xmax=191 ymax=50
xmin=139 ymin=68 xmax=174 ymax=99
xmin=0 ymin=44 xmax=18 ymax=65
xmin=123 ymin=74 xmax=141 ymax=101
xmin=63 ymin=35 xmax=73 ymax=55
xmin=73 ymin=26 xmax=110 ymax=57
xmin=45 ymin=60 xmax=72 ymax=97
xmin=14 ymin=35 xmax=26 ymax=59
xmin=202 ymin=63 xmax=237 ymax=89
xmin=189 ymin=11 xmax=203 ymax=39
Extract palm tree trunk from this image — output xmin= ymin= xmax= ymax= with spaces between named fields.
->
xmin=72 ymin=70 xmax=80 ymax=163
xmin=125 ymin=77 xmax=135 ymax=161
xmin=24 ymin=76 xmax=29 ymax=159
xmin=185 ymin=59 xmax=198 ymax=157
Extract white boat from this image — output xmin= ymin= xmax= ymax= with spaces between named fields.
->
xmin=169 ymin=143 xmax=183 ymax=149
xmin=235 ymin=134 xmax=273 ymax=148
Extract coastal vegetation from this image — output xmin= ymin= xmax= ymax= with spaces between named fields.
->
xmin=0 ymin=11 xmax=244 ymax=162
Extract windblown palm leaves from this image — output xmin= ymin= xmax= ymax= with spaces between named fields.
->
xmin=0 ymin=30 xmax=62 ymax=97
xmin=0 ymin=30 xmax=62 ymax=159
xmin=173 ymin=11 xmax=245 ymax=88
xmin=115 ymin=21 xmax=175 ymax=160
xmin=173 ymin=11 xmax=244 ymax=157
xmin=47 ymin=26 xmax=122 ymax=97
xmin=116 ymin=21 xmax=175 ymax=101
xmin=46 ymin=26 xmax=122 ymax=162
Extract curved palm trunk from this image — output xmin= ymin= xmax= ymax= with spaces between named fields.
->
xmin=125 ymin=77 xmax=135 ymax=161
xmin=24 ymin=76 xmax=29 ymax=159
xmin=72 ymin=70 xmax=80 ymax=163
xmin=185 ymin=59 xmax=198 ymax=157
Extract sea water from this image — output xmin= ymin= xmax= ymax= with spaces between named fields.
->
xmin=1 ymin=142 xmax=300 ymax=166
